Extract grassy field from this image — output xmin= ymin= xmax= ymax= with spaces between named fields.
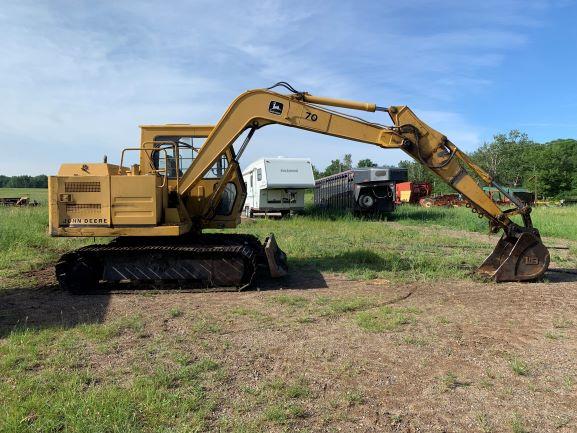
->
xmin=1 ymin=188 xmax=577 ymax=432
xmin=2 ymin=188 xmax=576 ymax=288
xmin=0 ymin=189 xmax=89 ymax=286
xmin=392 ymin=204 xmax=577 ymax=241
xmin=0 ymin=188 xmax=48 ymax=204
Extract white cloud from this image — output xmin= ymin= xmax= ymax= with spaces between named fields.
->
xmin=0 ymin=0 xmax=555 ymax=174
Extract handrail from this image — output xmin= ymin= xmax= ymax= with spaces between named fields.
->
xmin=141 ymin=141 xmax=181 ymax=189
xmin=119 ymin=145 xmax=174 ymax=188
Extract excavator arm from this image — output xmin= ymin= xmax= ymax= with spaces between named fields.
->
xmin=179 ymin=84 xmax=549 ymax=282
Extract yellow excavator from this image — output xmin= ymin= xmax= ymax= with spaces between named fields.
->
xmin=49 ymin=82 xmax=550 ymax=292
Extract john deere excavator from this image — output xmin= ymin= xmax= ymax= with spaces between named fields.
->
xmin=49 ymin=82 xmax=550 ymax=292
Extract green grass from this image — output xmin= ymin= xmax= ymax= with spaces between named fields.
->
xmin=511 ymin=414 xmax=528 ymax=433
xmin=321 ymin=296 xmax=377 ymax=315
xmin=0 ymin=188 xmax=89 ymax=287
xmin=169 ymin=307 xmax=184 ymax=318
xmin=229 ymin=378 xmax=312 ymax=429
xmin=270 ymin=294 xmax=309 ymax=308
xmin=77 ymin=315 xmax=145 ymax=342
xmin=0 ymin=187 xmax=48 ymax=204
xmin=356 ymin=306 xmax=419 ymax=332
xmin=263 ymin=403 xmax=307 ymax=424
xmin=2 ymin=188 xmax=576 ymax=289
xmin=393 ymin=204 xmax=577 ymax=241
xmin=344 ymin=390 xmax=365 ymax=406
xmin=509 ymin=357 xmax=529 ymax=376
xmin=440 ymin=371 xmax=471 ymax=391
xmin=553 ymin=317 xmax=573 ymax=329
xmin=230 ymin=306 xmax=272 ymax=323
xmin=232 ymin=215 xmax=493 ymax=282
xmin=1 ymin=188 xmax=576 ymax=432
xmin=0 ymin=326 xmax=221 ymax=432
xmin=476 ymin=413 xmax=494 ymax=433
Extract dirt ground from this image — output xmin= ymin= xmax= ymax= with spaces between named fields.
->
xmin=2 ymin=266 xmax=577 ymax=433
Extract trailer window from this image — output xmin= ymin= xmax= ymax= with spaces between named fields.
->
xmin=250 ymin=172 xmax=253 ymax=188
xmin=257 ymin=168 xmax=262 ymax=181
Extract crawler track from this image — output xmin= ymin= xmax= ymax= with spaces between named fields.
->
xmin=56 ymin=234 xmax=263 ymax=293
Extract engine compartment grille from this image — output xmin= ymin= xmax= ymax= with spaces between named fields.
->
xmin=65 ymin=182 xmax=101 ymax=192
xmin=66 ymin=204 xmax=102 ymax=213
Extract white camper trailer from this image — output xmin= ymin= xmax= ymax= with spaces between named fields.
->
xmin=242 ymin=157 xmax=315 ymax=217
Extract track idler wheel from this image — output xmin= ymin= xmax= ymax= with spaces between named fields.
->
xmin=477 ymin=231 xmax=550 ymax=282
xmin=264 ymin=233 xmax=288 ymax=278
xmin=55 ymin=253 xmax=102 ymax=294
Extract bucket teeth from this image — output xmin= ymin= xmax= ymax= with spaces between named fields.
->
xmin=477 ymin=232 xmax=550 ymax=282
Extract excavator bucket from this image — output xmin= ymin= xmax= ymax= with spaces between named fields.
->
xmin=477 ymin=232 xmax=550 ymax=282
xmin=264 ymin=233 xmax=289 ymax=278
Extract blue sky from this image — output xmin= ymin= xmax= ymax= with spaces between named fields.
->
xmin=1 ymin=0 xmax=575 ymax=175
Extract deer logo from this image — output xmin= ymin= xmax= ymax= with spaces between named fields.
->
xmin=268 ymin=101 xmax=283 ymax=115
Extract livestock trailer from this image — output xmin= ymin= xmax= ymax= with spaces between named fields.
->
xmin=314 ymin=167 xmax=408 ymax=213
xmin=242 ymin=157 xmax=315 ymax=217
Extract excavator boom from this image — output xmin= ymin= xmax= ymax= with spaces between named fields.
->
xmin=178 ymin=84 xmax=549 ymax=282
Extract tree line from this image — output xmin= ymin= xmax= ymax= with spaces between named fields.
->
xmin=0 ymin=175 xmax=48 ymax=188
xmin=3 ymin=131 xmax=576 ymax=198
xmin=312 ymin=154 xmax=379 ymax=178
xmin=313 ymin=131 xmax=577 ymax=199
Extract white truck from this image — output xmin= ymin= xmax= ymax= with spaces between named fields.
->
xmin=242 ymin=157 xmax=315 ymax=217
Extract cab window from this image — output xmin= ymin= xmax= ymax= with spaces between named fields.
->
xmin=152 ymin=135 xmax=202 ymax=178
xmin=204 ymin=154 xmax=229 ymax=179
xmin=215 ymin=182 xmax=237 ymax=215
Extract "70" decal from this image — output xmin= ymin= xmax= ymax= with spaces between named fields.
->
xmin=305 ymin=112 xmax=318 ymax=121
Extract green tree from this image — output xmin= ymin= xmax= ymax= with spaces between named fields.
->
xmin=0 ymin=175 xmax=48 ymax=188
xmin=471 ymin=130 xmax=538 ymax=187
xmin=398 ymin=160 xmax=430 ymax=182
xmin=342 ymin=154 xmax=353 ymax=170
xmin=397 ymin=159 xmax=457 ymax=194
xmin=534 ymin=139 xmax=577 ymax=197
xmin=357 ymin=158 xmax=377 ymax=168
xmin=311 ymin=164 xmax=322 ymax=179
xmin=320 ymin=154 xmax=354 ymax=177
xmin=322 ymin=158 xmax=343 ymax=177
xmin=313 ymin=133 xmax=577 ymax=198
xmin=469 ymin=131 xmax=577 ymax=198
xmin=32 ymin=175 xmax=48 ymax=188
xmin=6 ymin=175 xmax=33 ymax=188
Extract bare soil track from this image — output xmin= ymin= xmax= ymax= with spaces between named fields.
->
xmin=1 ymin=268 xmax=577 ymax=432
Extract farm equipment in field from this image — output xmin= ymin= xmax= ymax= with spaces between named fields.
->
xmin=395 ymin=181 xmax=432 ymax=204
xmin=559 ymin=198 xmax=577 ymax=206
xmin=419 ymin=193 xmax=467 ymax=208
xmin=0 ymin=196 xmax=39 ymax=207
xmin=49 ymin=82 xmax=550 ymax=292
